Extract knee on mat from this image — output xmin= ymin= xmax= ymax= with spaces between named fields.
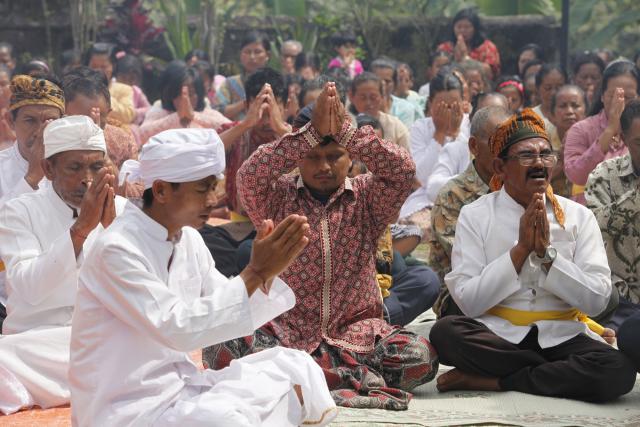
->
xmin=587 ymin=351 xmax=637 ymax=402
xmin=428 ymin=315 xmax=468 ymax=353
xmin=618 ymin=315 xmax=640 ymax=368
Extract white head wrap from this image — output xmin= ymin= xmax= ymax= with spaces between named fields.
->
xmin=138 ymin=128 xmax=225 ymax=189
xmin=44 ymin=115 xmax=106 ymax=159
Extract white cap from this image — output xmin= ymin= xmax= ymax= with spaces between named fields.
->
xmin=44 ymin=115 xmax=106 ymax=159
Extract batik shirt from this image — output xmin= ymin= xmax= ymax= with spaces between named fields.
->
xmin=429 ymin=162 xmax=489 ymax=317
xmin=585 ymin=153 xmax=640 ymax=304
xmin=238 ymin=121 xmax=416 ymax=353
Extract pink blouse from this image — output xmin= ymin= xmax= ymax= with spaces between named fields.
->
xmin=139 ymin=105 xmax=231 ymax=145
xmin=564 ymin=110 xmax=628 ymax=186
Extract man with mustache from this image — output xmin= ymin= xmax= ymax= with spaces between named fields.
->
xmin=429 ymin=109 xmax=636 ymax=402
xmin=206 ymin=82 xmax=438 ymax=411
xmin=0 ymin=115 xmax=125 ymax=414
xmin=0 ymin=75 xmax=64 ymax=328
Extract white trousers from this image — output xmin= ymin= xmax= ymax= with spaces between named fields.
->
xmin=0 ymin=326 xmax=70 ymax=414
xmin=157 ymin=347 xmax=337 ymax=427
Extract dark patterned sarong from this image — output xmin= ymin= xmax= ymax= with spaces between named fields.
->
xmin=203 ymin=327 xmax=438 ymax=410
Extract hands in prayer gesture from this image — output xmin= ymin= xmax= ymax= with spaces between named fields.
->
xmin=453 ymin=34 xmax=469 ymax=62
xmin=174 ymin=85 xmax=194 ymax=126
xmin=243 ymin=84 xmax=291 ymax=136
xmin=311 ymin=82 xmax=346 ymax=138
xmin=432 ymin=100 xmax=464 ymax=142
xmin=243 ymin=214 xmax=310 ymax=295
xmin=24 ymin=115 xmax=53 ymax=189
xmin=511 ymin=193 xmax=550 ymax=273
xmin=72 ymin=167 xmax=116 ymax=237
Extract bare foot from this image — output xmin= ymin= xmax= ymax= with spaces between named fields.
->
xmin=436 ymin=368 xmax=501 ymax=392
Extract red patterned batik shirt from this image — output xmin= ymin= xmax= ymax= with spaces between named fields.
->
xmin=238 ymin=121 xmax=416 ymax=354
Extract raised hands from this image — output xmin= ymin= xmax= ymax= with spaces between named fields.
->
xmin=24 ymin=115 xmax=53 ymax=189
xmin=432 ymin=100 xmax=464 ymax=142
xmin=453 ymin=34 xmax=469 ymax=62
xmin=174 ymin=85 xmax=194 ymax=126
xmin=511 ymin=193 xmax=549 ymax=273
xmin=311 ymin=82 xmax=346 ymax=138
xmin=243 ymin=214 xmax=309 ymax=295
xmin=72 ymin=167 xmax=116 ymax=236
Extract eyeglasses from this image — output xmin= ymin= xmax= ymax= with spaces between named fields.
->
xmin=503 ymin=153 xmax=558 ymax=167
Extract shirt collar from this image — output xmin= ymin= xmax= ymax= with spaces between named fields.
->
xmin=127 ymin=202 xmax=179 ymax=243
xmin=498 ymin=186 xmax=547 ymax=213
xmin=617 ymin=153 xmax=637 ymax=178
xmin=295 ymin=175 xmax=354 ymax=200
xmin=44 ymin=184 xmax=77 ymax=220
xmin=10 ymin=143 xmax=28 ymax=170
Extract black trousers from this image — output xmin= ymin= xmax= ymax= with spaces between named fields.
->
xmin=430 ymin=315 xmax=637 ymax=402
xmin=618 ymin=311 xmax=640 ymax=372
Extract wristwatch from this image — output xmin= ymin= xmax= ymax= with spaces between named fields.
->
xmin=538 ymin=246 xmax=557 ymax=264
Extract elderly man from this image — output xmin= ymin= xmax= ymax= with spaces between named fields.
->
xmin=429 ymin=109 xmax=636 ymax=402
xmin=70 ymin=128 xmax=336 ymax=426
xmin=206 ymin=83 xmax=438 ymax=411
xmin=586 ymin=99 xmax=640 ymax=329
xmin=0 ymin=75 xmax=65 ymax=327
xmin=0 ymin=115 xmax=124 ymax=414
xmin=280 ymin=40 xmax=303 ymax=75
xmin=429 ymin=106 xmax=510 ymax=316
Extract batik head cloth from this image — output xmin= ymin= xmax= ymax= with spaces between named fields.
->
xmin=43 ymin=115 xmax=106 ymax=159
xmin=9 ymin=74 xmax=65 ymax=113
xmin=488 ymin=108 xmax=564 ymax=227
xmin=139 ymin=128 xmax=225 ymax=189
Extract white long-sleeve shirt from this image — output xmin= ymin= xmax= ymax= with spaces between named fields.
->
xmin=0 ymin=184 xmax=126 ymax=334
xmin=446 ymin=188 xmax=611 ymax=348
xmin=70 ymin=203 xmax=301 ymax=426
xmin=425 ymin=139 xmax=471 ymax=202
xmin=0 ymin=144 xmax=47 ymax=306
xmin=399 ymin=116 xmax=470 ymax=218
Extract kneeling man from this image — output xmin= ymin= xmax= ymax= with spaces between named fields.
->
xmin=69 ymin=128 xmax=336 ymax=426
xmin=430 ymin=109 xmax=637 ymax=402
xmin=0 ymin=115 xmax=121 ymax=414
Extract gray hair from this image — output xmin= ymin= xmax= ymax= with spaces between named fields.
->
xmin=281 ymin=40 xmax=303 ymax=53
xmin=470 ymin=105 xmax=510 ymax=139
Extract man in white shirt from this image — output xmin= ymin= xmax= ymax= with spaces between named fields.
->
xmin=0 ymin=74 xmax=65 ymax=325
xmin=429 ymin=109 xmax=636 ymax=402
xmin=70 ymin=128 xmax=336 ymax=427
xmin=0 ymin=115 xmax=122 ymax=414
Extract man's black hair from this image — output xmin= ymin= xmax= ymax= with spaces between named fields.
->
xmin=245 ymin=67 xmax=287 ymax=103
xmin=62 ymin=66 xmax=111 ymax=107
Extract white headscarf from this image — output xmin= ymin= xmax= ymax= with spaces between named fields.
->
xmin=138 ymin=128 xmax=225 ymax=189
xmin=44 ymin=115 xmax=106 ymax=159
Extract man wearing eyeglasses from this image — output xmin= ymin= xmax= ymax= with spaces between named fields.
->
xmin=429 ymin=109 xmax=637 ymax=402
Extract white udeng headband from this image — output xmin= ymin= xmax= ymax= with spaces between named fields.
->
xmin=43 ymin=115 xmax=106 ymax=159
xmin=138 ymin=128 xmax=226 ymax=189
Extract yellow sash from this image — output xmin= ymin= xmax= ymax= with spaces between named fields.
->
xmin=376 ymin=274 xmax=392 ymax=298
xmin=0 ymin=260 xmax=4 ymax=272
xmin=487 ymin=306 xmax=605 ymax=336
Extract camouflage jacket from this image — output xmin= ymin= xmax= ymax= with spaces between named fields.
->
xmin=428 ymin=162 xmax=489 ymax=316
xmin=585 ymin=153 xmax=640 ymax=304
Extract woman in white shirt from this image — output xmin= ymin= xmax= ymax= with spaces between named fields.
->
xmin=394 ymin=68 xmax=470 ymax=256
